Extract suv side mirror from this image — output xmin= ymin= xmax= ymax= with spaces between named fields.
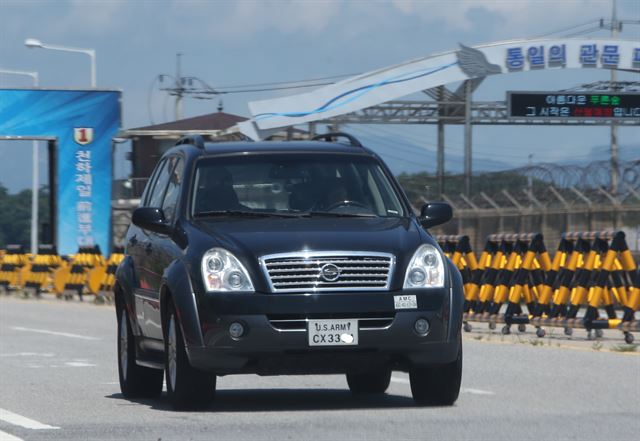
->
xmin=419 ymin=202 xmax=452 ymax=229
xmin=132 ymin=207 xmax=172 ymax=235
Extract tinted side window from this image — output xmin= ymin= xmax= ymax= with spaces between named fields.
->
xmin=161 ymin=158 xmax=184 ymax=224
xmin=141 ymin=158 xmax=166 ymax=207
xmin=147 ymin=157 xmax=175 ymax=208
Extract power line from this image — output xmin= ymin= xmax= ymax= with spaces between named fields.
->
xmin=532 ymin=18 xmax=602 ymax=38
xmin=216 ymin=82 xmax=338 ymax=94
xmin=213 ymin=73 xmax=360 ymax=90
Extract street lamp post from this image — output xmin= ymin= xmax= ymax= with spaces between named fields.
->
xmin=25 ymin=38 xmax=96 ymax=88
xmin=0 ymin=69 xmax=40 ymax=255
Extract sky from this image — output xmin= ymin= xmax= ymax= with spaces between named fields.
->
xmin=0 ymin=0 xmax=639 ymax=192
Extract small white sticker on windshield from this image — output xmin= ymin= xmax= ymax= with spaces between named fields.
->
xmin=394 ymin=295 xmax=417 ymax=309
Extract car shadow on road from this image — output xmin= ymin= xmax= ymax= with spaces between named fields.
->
xmin=106 ymin=388 xmax=417 ymax=412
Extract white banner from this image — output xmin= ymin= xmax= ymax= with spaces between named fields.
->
xmin=243 ymin=38 xmax=639 ymax=138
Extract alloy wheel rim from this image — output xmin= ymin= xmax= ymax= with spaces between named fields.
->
xmin=168 ymin=315 xmax=177 ymax=391
xmin=119 ymin=313 xmax=128 ymax=381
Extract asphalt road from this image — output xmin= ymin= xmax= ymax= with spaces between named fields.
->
xmin=0 ymin=295 xmax=638 ymax=441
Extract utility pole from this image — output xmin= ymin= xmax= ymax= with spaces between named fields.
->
xmin=175 ymin=53 xmax=184 ymax=120
xmin=463 ymin=80 xmax=473 ymax=196
xmin=437 ymin=86 xmax=445 ymax=198
xmin=528 ymin=154 xmax=533 ymax=193
xmin=609 ymin=0 xmax=620 ymax=195
xmin=158 ymin=53 xmax=219 ymax=121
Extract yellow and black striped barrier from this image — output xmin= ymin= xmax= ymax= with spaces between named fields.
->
xmin=0 ymin=244 xmax=124 ymax=302
xmin=0 ymin=245 xmax=30 ymax=294
xmin=23 ymin=245 xmax=62 ymax=296
xmin=54 ymin=245 xmax=106 ymax=301
xmin=459 ymin=230 xmax=639 ymax=343
xmin=87 ymin=246 xmax=125 ymax=303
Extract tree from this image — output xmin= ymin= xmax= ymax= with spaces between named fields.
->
xmin=0 ymin=184 xmax=50 ymax=249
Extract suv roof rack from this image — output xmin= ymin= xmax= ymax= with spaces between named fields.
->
xmin=176 ymin=135 xmax=205 ymax=149
xmin=312 ymin=132 xmax=363 ymax=148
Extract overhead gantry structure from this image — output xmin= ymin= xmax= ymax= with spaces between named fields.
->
xmin=235 ymin=38 xmax=640 ymax=195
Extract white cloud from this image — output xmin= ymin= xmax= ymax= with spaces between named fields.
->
xmin=161 ymin=0 xmax=342 ymax=38
xmin=9 ymin=0 xmax=637 ymax=43
xmin=390 ymin=0 xmax=631 ymax=37
xmin=53 ymin=0 xmax=128 ymax=35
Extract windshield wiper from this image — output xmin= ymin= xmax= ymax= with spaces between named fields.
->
xmin=304 ymin=211 xmax=377 ymax=218
xmin=194 ymin=210 xmax=302 ymax=218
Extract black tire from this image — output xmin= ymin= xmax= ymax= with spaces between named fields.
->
xmin=346 ymin=370 xmax=391 ymax=395
xmin=164 ymin=302 xmax=216 ymax=410
xmin=624 ymin=332 xmax=634 ymax=344
xmin=117 ymin=304 xmax=164 ymax=398
xmin=410 ymin=341 xmax=462 ymax=406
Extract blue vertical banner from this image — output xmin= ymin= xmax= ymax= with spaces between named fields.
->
xmin=0 ymin=89 xmax=121 ymax=255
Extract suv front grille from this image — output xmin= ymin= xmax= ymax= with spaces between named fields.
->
xmin=259 ymin=251 xmax=395 ymax=293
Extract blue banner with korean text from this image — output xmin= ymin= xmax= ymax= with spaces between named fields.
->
xmin=0 ymin=89 xmax=121 ymax=255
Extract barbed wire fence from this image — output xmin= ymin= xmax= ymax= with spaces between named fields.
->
xmin=401 ymin=159 xmax=640 ymax=253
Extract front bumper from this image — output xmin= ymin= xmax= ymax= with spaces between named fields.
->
xmin=187 ymin=289 xmax=459 ymax=375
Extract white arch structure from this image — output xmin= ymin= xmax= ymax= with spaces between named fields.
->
xmin=238 ymin=38 xmax=640 ymax=139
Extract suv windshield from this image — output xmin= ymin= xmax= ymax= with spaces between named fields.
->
xmin=191 ymin=154 xmax=405 ymax=218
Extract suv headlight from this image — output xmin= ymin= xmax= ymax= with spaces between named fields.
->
xmin=201 ymin=248 xmax=254 ymax=292
xmin=403 ymin=244 xmax=445 ymax=289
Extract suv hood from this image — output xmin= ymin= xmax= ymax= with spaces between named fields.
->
xmin=193 ymin=217 xmax=425 ymax=259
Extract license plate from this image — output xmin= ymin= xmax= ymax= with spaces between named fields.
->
xmin=308 ymin=319 xmax=358 ymax=346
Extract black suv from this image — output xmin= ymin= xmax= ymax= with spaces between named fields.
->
xmin=115 ymin=133 xmax=463 ymax=409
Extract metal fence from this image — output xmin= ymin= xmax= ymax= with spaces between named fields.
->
xmin=417 ymin=160 xmax=640 ymax=253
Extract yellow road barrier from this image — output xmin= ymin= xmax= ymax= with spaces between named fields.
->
xmin=0 ymin=245 xmax=30 ymax=293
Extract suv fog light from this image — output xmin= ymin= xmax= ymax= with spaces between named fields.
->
xmin=414 ymin=318 xmax=430 ymax=336
xmin=408 ymin=268 xmax=426 ymax=285
xmin=227 ymin=271 xmax=245 ymax=289
xmin=229 ymin=322 xmax=245 ymax=339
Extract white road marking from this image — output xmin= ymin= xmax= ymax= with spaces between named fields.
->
xmin=64 ymin=361 xmax=96 ymax=367
xmin=390 ymin=376 xmax=495 ymax=395
xmin=0 ymin=428 xmax=23 ymax=441
xmin=462 ymin=388 xmax=495 ymax=396
xmin=0 ymin=408 xmax=59 ymax=430
xmin=10 ymin=326 xmax=99 ymax=341
xmin=0 ymin=353 xmax=54 ymax=358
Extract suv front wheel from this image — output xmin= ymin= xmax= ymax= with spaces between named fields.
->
xmin=164 ymin=302 xmax=216 ymax=410
xmin=409 ymin=340 xmax=462 ymax=406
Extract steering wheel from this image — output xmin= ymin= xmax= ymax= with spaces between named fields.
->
xmin=324 ymin=200 xmax=370 ymax=212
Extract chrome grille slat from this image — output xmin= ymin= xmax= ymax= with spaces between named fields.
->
xmin=267 ymin=266 xmax=389 ymax=274
xmin=260 ymin=251 xmax=395 ymax=293
xmin=270 ymin=273 xmax=389 ymax=280
xmin=272 ymin=281 xmax=387 ymax=287
xmin=266 ymin=259 xmax=391 ymax=267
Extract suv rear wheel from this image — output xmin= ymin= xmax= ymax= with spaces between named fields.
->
xmin=346 ymin=370 xmax=391 ymax=395
xmin=164 ymin=302 xmax=216 ymax=410
xmin=117 ymin=304 xmax=163 ymax=398
xmin=410 ymin=341 xmax=462 ymax=406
